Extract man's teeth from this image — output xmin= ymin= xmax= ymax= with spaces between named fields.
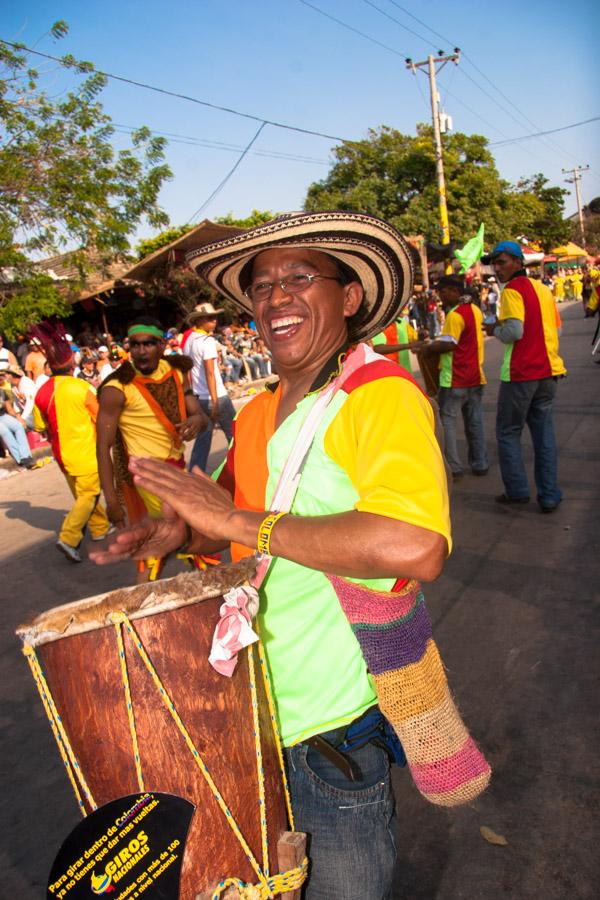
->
xmin=271 ymin=316 xmax=303 ymax=330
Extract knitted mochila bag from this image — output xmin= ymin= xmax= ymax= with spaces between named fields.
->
xmin=326 ymin=574 xmax=491 ymax=806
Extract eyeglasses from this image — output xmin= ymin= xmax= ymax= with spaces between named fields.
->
xmin=244 ymin=272 xmax=341 ymax=303
xmin=129 ymin=338 xmax=161 ymax=349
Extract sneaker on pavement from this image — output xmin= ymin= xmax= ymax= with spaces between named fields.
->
xmin=19 ymin=457 xmax=37 ymax=469
xmin=56 ymin=540 xmax=83 ymax=563
xmin=90 ymin=525 xmax=117 ymax=541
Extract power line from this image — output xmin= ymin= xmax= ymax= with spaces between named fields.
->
xmin=187 ymin=121 xmax=267 ymax=224
xmin=357 ymin=2 xmax=514 ymax=143
xmin=0 ymin=38 xmax=350 ymax=143
xmin=298 ymin=0 xmax=407 ymax=57
xmin=490 ymin=116 xmax=600 ymax=147
xmin=385 ymin=2 xmax=549 ymax=134
xmin=112 ymin=124 xmax=330 ymax=165
xmin=386 ymin=0 xmax=450 ymax=47
xmin=360 ymin=0 xmax=438 ymax=50
xmin=383 ymin=3 xmax=581 ymax=164
xmin=302 ymin=1 xmax=571 ymax=174
xmin=438 ymin=87 xmax=512 ymax=139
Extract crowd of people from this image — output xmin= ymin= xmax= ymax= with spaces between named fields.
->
xmin=0 ymin=317 xmax=273 ymax=469
xmin=404 ymin=262 xmax=600 ymax=339
xmin=1 ymin=245 xmax=584 ymax=513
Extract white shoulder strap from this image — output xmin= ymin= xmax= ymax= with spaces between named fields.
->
xmin=252 ymin=344 xmax=391 ymax=586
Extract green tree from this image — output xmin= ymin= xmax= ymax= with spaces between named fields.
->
xmin=506 ymin=175 xmax=570 ymax=249
xmin=135 ymin=210 xmax=275 ymax=321
xmin=304 ymin=125 xmax=569 ymax=250
xmin=136 ymin=225 xmax=195 ymax=260
xmin=216 ymin=209 xmax=274 ymax=229
xmin=0 ymin=275 xmax=70 ymax=339
xmin=570 ymin=214 xmax=600 ymax=255
xmin=135 ymin=211 xmax=274 ymax=260
xmin=0 ymin=23 xmax=172 ymax=311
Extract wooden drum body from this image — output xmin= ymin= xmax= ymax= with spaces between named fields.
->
xmin=18 ymin=561 xmax=292 ymax=899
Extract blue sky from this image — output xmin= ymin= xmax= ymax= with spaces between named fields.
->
xmin=2 ymin=0 xmax=599 ymax=242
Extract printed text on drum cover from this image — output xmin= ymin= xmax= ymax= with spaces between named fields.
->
xmin=48 ymin=793 xmax=182 ymax=899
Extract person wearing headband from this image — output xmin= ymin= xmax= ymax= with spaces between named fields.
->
xmin=96 ymin=316 xmax=208 ymax=582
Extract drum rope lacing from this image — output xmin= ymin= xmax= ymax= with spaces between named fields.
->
xmin=22 ymin=643 xmax=97 ymax=813
xmin=21 ymin=610 xmax=307 ymax=899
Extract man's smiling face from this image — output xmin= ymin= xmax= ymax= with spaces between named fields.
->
xmin=248 ymin=248 xmax=363 ymax=377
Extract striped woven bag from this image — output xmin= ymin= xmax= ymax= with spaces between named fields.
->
xmin=327 ymin=574 xmax=491 ymax=806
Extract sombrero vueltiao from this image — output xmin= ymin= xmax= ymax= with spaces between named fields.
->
xmin=185 ymin=211 xmax=414 ymax=342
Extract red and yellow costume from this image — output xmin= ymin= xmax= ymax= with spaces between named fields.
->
xmin=34 ymin=376 xmax=110 ymax=546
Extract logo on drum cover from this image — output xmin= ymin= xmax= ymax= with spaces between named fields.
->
xmin=90 ymin=871 xmax=114 ymax=893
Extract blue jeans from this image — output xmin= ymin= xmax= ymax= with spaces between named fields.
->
xmin=438 ymin=385 xmax=489 ymax=475
xmin=224 ymin=356 xmax=243 ymax=383
xmin=496 ymin=378 xmax=562 ymax=506
xmin=285 ymin=732 xmax=396 ymax=899
xmin=0 ymin=414 xmax=31 ymax=464
xmin=188 ymin=396 xmax=235 ymax=473
xmin=426 ymin=312 xmax=439 ymax=337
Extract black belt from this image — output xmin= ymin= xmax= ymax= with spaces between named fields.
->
xmin=303 ymin=734 xmax=360 ymax=782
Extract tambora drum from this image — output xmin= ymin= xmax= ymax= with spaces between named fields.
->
xmin=17 ymin=559 xmax=306 ymax=899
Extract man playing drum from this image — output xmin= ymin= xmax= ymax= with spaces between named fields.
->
xmin=92 ymin=212 xmax=452 ymax=898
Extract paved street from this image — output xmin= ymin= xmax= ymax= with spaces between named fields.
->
xmin=1 ymin=303 xmax=598 ymax=898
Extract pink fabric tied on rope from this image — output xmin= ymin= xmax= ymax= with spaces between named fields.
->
xmin=208 ymin=585 xmax=260 ymax=676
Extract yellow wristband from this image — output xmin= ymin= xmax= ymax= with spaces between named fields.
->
xmin=257 ymin=511 xmax=287 ymax=557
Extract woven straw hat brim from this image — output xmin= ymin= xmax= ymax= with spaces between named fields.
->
xmin=185 ymin=308 xmax=224 ymax=324
xmin=185 ymin=212 xmax=414 ymax=342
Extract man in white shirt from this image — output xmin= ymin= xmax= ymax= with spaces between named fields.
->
xmin=97 ymin=345 xmax=110 ymax=380
xmin=5 ymin=366 xmax=37 ymax=429
xmin=183 ymin=302 xmax=236 ymax=472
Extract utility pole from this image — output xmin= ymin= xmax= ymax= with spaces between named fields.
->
xmin=406 ymin=49 xmax=460 ymax=263
xmin=562 ymin=165 xmax=590 ymax=246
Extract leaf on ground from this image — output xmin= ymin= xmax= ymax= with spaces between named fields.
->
xmin=480 ymin=825 xmax=508 ymax=846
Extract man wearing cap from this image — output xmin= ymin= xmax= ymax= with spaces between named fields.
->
xmin=78 ymin=352 xmax=101 ymax=388
xmin=420 ymin=274 xmax=489 ymax=480
xmin=100 ymin=345 xmax=122 ymax=380
xmin=92 ymin=212 xmax=470 ymax=898
xmin=483 ymin=241 xmax=565 ymax=512
xmin=96 ymin=345 xmax=111 ymax=380
xmin=32 ymin=320 xmax=111 ymax=561
xmin=96 ymin=316 xmax=207 ymax=581
xmin=183 ymin=302 xmax=236 ymax=472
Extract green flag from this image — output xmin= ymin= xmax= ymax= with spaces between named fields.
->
xmin=454 ymin=223 xmax=485 ymax=273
